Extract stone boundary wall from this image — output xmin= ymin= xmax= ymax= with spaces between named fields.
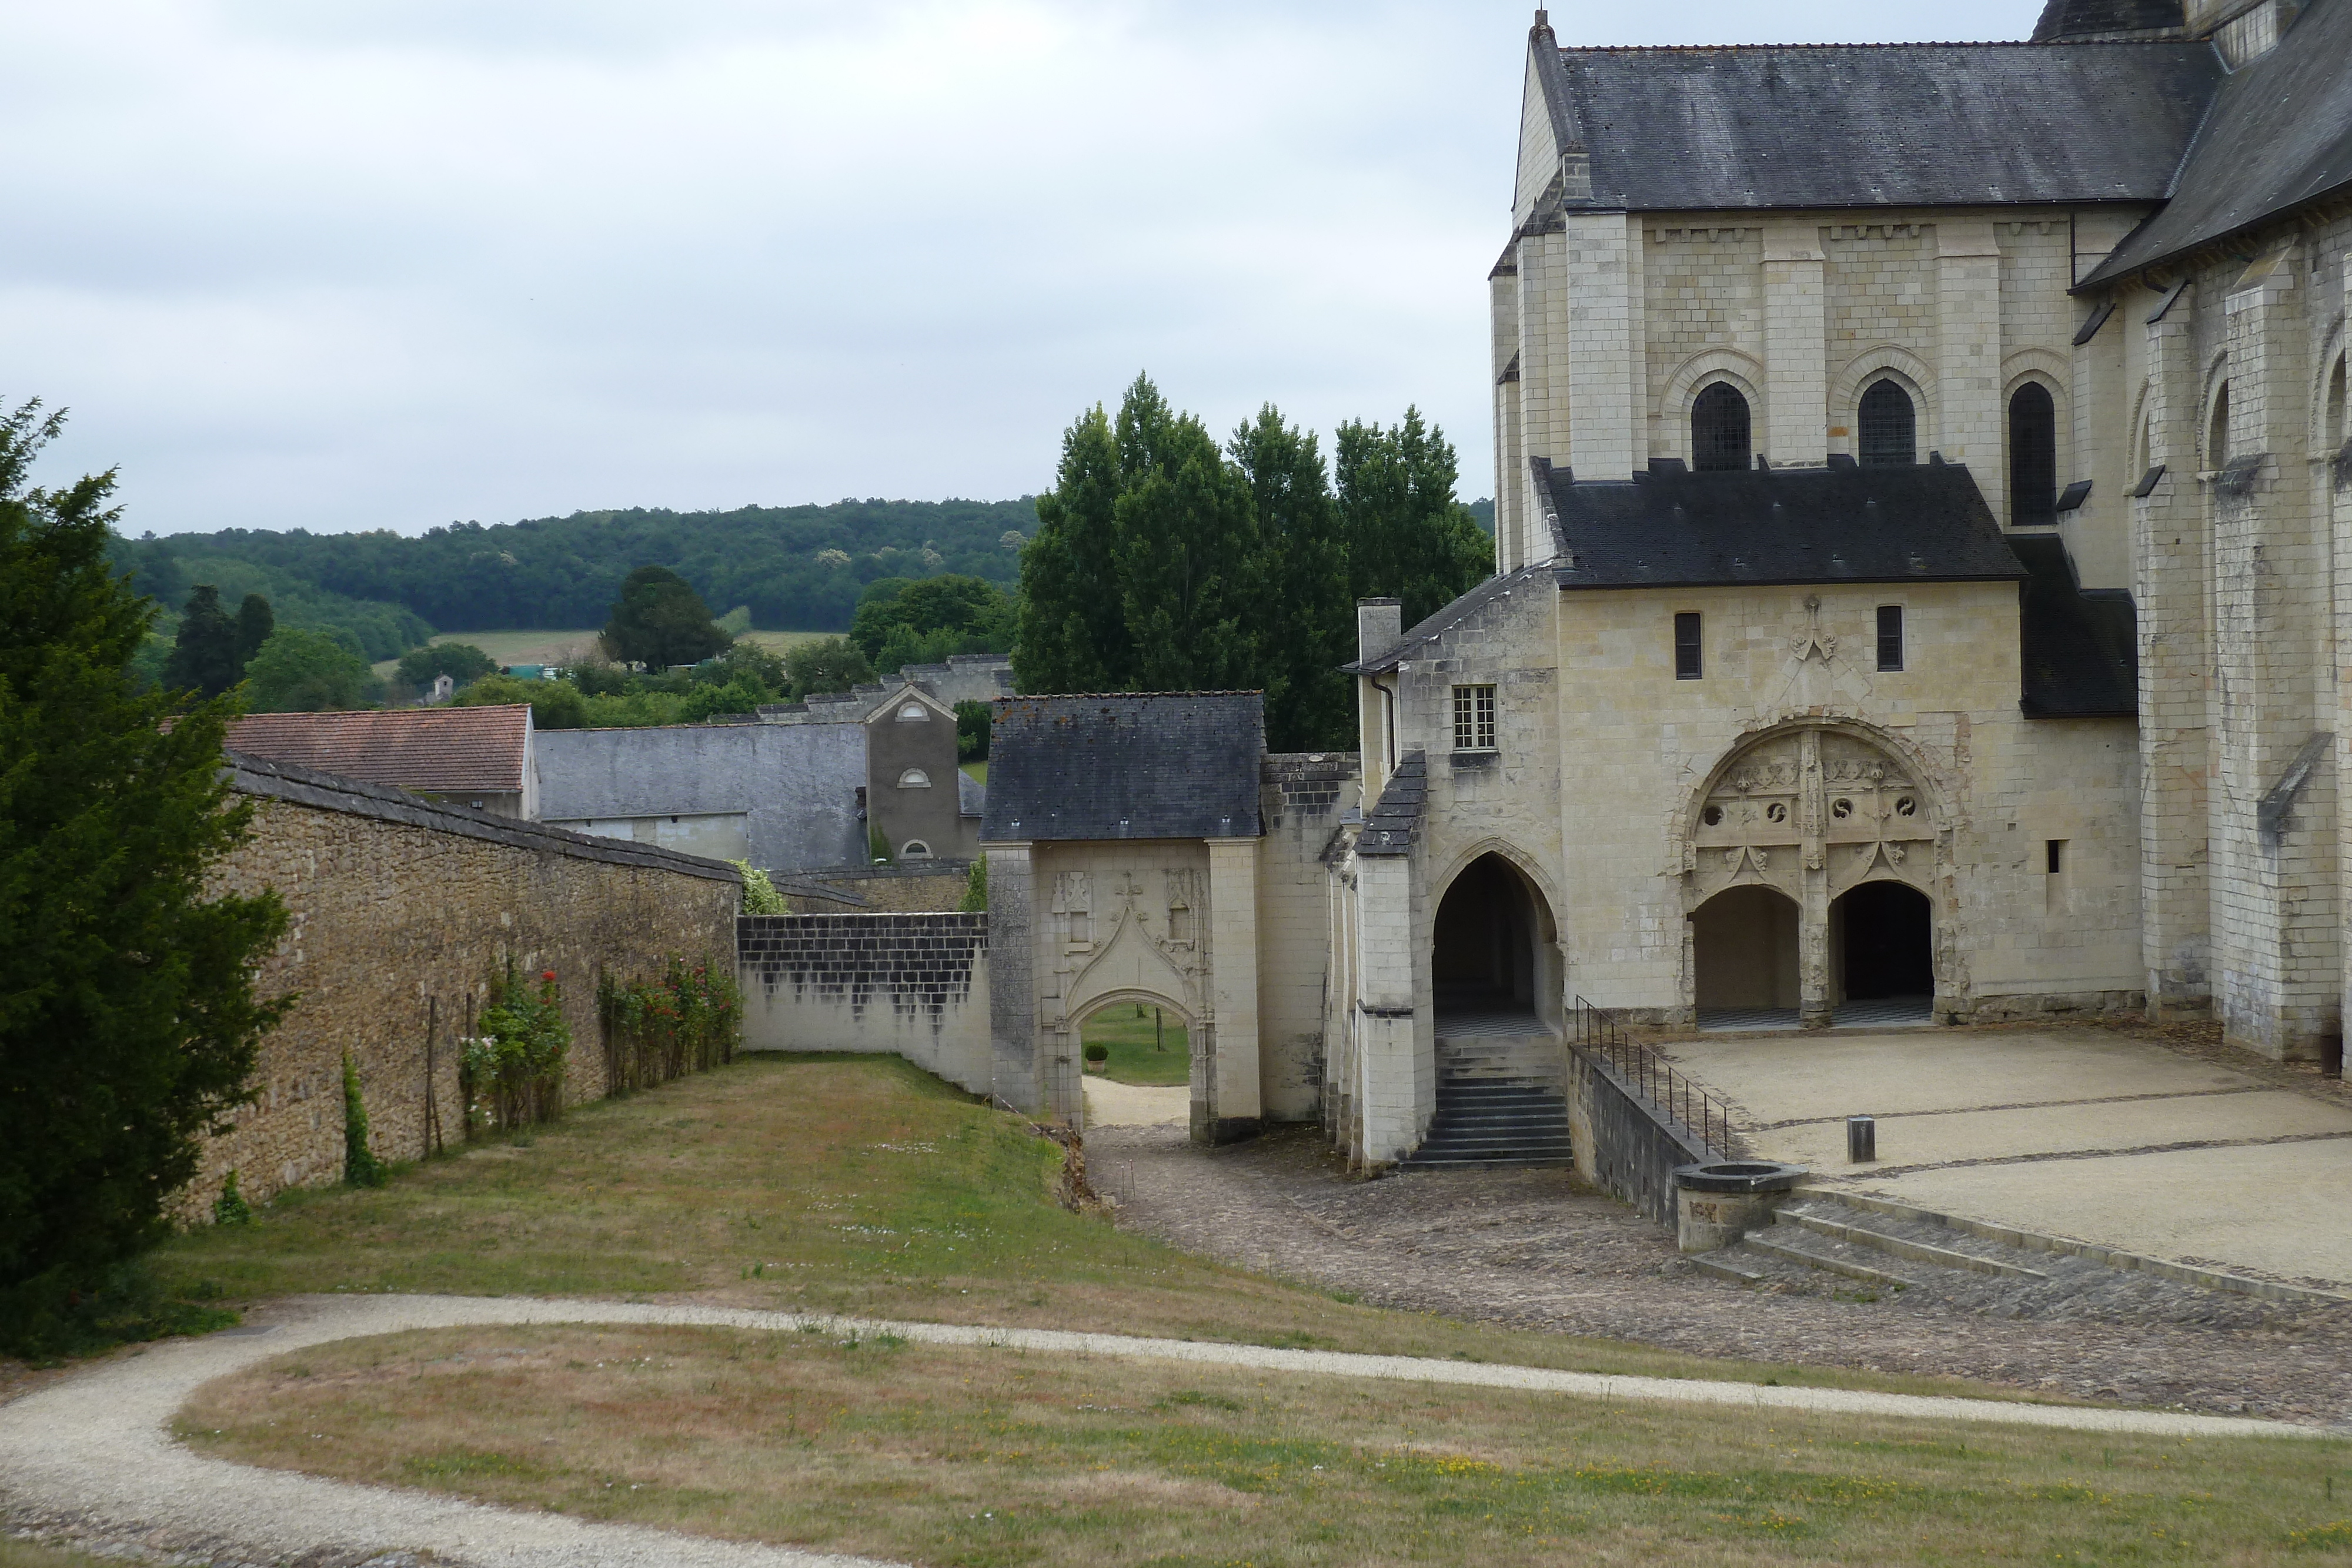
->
xmin=737 ymin=914 xmax=991 ymax=1095
xmin=190 ymin=753 xmax=740 ymax=1215
xmin=1564 ymin=1047 xmax=1709 ymax=1229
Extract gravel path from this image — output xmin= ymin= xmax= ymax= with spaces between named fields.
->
xmin=5 ymin=1290 xmax=2331 ymax=1566
xmin=1091 ymin=1122 xmax=2352 ymax=1429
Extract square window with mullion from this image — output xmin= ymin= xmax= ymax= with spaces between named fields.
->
xmin=1452 ymin=684 xmax=1496 ymax=751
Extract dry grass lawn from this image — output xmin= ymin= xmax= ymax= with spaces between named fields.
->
xmin=153 ymin=1055 xmax=2052 ymax=1401
xmin=181 ymin=1322 xmax=2352 ymax=1567
xmin=0 ymin=1541 xmax=122 ymax=1568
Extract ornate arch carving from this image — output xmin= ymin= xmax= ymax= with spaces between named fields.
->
xmin=1682 ymin=721 xmax=1946 ymax=910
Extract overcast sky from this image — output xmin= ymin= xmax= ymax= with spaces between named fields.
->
xmin=3 ymin=0 xmax=2043 ymax=537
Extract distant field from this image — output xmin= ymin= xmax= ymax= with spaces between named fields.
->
xmin=370 ymin=628 xmax=835 ymax=679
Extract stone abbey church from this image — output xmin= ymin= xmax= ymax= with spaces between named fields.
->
xmin=974 ymin=0 xmax=2352 ymax=1164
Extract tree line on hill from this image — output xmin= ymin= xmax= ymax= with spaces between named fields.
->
xmin=1017 ymin=376 xmax=1490 ymax=751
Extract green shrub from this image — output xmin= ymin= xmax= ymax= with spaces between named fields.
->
xmin=597 ymin=957 xmax=740 ymax=1094
xmin=734 ymin=861 xmax=789 ymax=915
xmin=342 ymin=1052 xmax=387 ymax=1187
xmin=1083 ymin=1042 xmax=1108 ymax=1064
xmin=957 ymin=856 xmax=987 ymax=912
xmin=463 ymin=961 xmax=571 ymax=1132
xmin=212 ymin=1170 xmax=253 ymax=1226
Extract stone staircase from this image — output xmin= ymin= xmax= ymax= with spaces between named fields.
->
xmin=1398 ymin=1025 xmax=1573 ymax=1170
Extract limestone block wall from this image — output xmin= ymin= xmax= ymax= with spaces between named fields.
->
xmin=737 ymin=913 xmax=990 ymax=1096
xmin=193 ymin=756 xmax=741 ymax=1215
xmin=1257 ymin=753 xmax=1359 ymax=1121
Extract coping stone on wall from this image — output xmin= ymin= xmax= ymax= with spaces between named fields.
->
xmin=226 ymin=750 xmax=743 ymax=884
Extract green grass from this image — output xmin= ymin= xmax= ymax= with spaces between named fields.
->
xmin=148 ymin=1055 xmax=2065 ymax=1402
xmin=1081 ymin=1005 xmax=1190 ymax=1086
xmin=186 ymin=1322 xmax=2352 ymax=1568
xmin=960 ymin=758 xmax=988 ymax=785
xmin=0 ymin=1540 xmax=126 ymax=1568
xmin=369 ymin=628 xmax=836 ymax=680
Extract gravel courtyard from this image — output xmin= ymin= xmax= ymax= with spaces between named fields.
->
xmin=1090 ymin=1119 xmax=2352 ymax=1429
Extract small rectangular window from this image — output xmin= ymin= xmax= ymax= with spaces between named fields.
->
xmin=1451 ymin=684 xmax=1496 ymax=751
xmin=1673 ymin=613 xmax=1703 ymax=679
xmin=2046 ymin=840 xmax=2065 ymax=875
xmin=1876 ymin=605 xmax=1905 ymax=672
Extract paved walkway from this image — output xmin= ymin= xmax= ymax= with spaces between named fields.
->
xmin=1083 ymin=1076 xmax=1187 ymax=1127
xmin=4 ymin=1293 xmax=2330 ymax=1567
xmin=1660 ymin=1027 xmax=2352 ymax=1289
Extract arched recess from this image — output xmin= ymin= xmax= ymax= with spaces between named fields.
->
xmin=1679 ymin=719 xmax=1951 ymax=1023
xmin=2310 ymin=319 xmax=2346 ymax=459
xmin=2200 ymin=352 xmax=2231 ymax=470
xmin=2005 ymin=372 xmax=2062 ymax=527
xmin=1662 ymin=348 xmax=1766 ymax=467
xmin=1693 ymin=885 xmax=1800 ymax=1012
xmin=1830 ymin=347 xmax=1937 ymax=459
xmin=1829 ymin=879 xmax=1935 ymax=1007
xmin=1430 ymin=847 xmax=1563 ymax=1030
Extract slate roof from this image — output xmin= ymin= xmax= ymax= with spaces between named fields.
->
xmin=958 ymin=770 xmax=986 ymax=817
xmin=2012 ymin=535 xmax=2139 ymax=717
xmin=2081 ymin=0 xmax=2352 ymax=285
xmin=1541 ymin=458 xmax=2028 ymax=594
xmin=2030 ymin=0 xmax=2183 ymax=41
xmin=225 ymin=704 xmax=530 ymax=795
xmin=981 ymin=693 xmax=1264 ymax=843
xmin=1543 ymin=40 xmax=2221 ymax=211
xmin=1343 ymin=566 xmax=1549 ymax=676
xmin=1354 ymin=751 xmax=1428 ymax=859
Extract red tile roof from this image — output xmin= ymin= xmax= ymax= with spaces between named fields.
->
xmin=225 ymin=705 xmax=531 ymax=795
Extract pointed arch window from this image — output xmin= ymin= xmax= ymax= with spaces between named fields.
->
xmin=2009 ymin=382 xmax=2057 ymax=526
xmin=1857 ymin=379 xmax=1916 ymax=467
xmin=1691 ymin=383 xmax=1752 ymax=472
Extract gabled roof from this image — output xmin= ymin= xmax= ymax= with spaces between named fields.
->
xmin=1537 ymin=38 xmax=2221 ymax=212
xmin=2081 ymin=0 xmax=2352 ymax=285
xmin=225 ymin=704 xmax=531 ymax=795
xmin=1540 ymin=457 xmax=2027 ymax=593
xmin=982 ymin=693 xmax=1263 ymax=843
xmin=864 ymin=680 xmax=956 ymax=724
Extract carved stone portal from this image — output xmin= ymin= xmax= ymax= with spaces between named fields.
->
xmin=1691 ymin=727 xmax=1938 ymax=905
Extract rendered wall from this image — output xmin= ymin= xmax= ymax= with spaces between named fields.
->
xmin=192 ymin=758 xmax=741 ymax=1215
xmin=737 ymin=913 xmax=991 ymax=1096
xmin=1256 ymin=753 xmax=1360 ymax=1121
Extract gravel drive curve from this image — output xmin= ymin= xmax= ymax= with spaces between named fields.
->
xmin=5 ymin=1293 xmax=2338 ymax=1567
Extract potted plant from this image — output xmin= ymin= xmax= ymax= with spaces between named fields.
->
xmin=1083 ymin=1042 xmax=1109 ymax=1074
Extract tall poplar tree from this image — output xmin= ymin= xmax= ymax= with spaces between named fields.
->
xmin=0 ymin=401 xmax=291 ymax=1350
xmin=233 ymin=592 xmax=275 ymax=669
xmin=1014 ymin=403 xmax=1125 ymax=694
xmin=1231 ymin=404 xmax=1350 ymax=751
xmin=1337 ymin=407 xmax=1494 ymax=628
xmin=1114 ymin=397 xmax=1258 ymax=693
xmin=162 ymin=584 xmax=241 ymax=697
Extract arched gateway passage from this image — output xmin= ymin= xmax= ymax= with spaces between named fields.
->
xmin=1416 ymin=852 xmax=1572 ymax=1169
xmin=1432 ymin=853 xmax=1551 ymax=1021
xmin=1830 ymin=881 xmax=1934 ymax=1025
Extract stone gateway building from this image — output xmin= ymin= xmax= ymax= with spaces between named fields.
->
xmin=1327 ymin=0 xmax=2352 ymax=1165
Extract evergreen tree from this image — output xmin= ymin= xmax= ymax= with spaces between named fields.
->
xmin=1231 ymin=404 xmax=1351 ymax=751
xmin=162 ymin=584 xmax=241 ymax=697
xmin=243 ymin=627 xmax=384 ymax=713
xmin=1112 ymin=384 xmax=1257 ymax=692
xmin=1014 ymin=403 xmax=1124 ymax=694
xmin=232 ymin=592 xmax=275 ymax=671
xmin=1337 ymin=407 xmax=1494 ymax=628
xmin=599 ymin=565 xmax=731 ymax=669
xmin=0 ymin=401 xmax=292 ymax=1348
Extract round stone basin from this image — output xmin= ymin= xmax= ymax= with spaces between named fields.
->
xmin=1672 ymin=1159 xmax=1808 ymax=1193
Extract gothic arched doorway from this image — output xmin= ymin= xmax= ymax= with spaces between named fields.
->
xmin=1432 ymin=852 xmax=1551 ymax=1018
xmin=1830 ymin=881 xmax=1934 ymax=1025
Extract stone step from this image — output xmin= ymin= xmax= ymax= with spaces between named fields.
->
xmin=1776 ymin=1207 xmax=2049 ymax=1282
xmin=1742 ymin=1232 xmax=1919 ymax=1292
xmin=1418 ymin=1131 xmax=1574 ymax=1152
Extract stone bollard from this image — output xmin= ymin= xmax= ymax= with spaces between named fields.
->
xmin=1672 ymin=1161 xmax=1809 ymax=1253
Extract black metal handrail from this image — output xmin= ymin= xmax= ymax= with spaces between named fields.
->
xmin=1569 ymin=995 xmax=1737 ymax=1159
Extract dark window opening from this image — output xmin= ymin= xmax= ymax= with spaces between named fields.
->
xmin=1691 ymin=383 xmax=1752 ymax=472
xmin=1835 ymin=882 xmax=1934 ymax=1001
xmin=1876 ymin=605 xmax=1905 ymax=672
xmin=2009 ymin=382 xmax=2057 ymax=526
xmin=1857 ymin=379 xmax=1917 ymax=467
xmin=1673 ymin=612 xmax=1703 ymax=680
xmin=2046 ymin=839 xmax=2065 ymax=874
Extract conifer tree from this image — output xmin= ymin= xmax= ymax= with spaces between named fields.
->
xmin=162 ymin=583 xmax=241 ymax=697
xmin=1014 ymin=402 xmax=1125 ymax=694
xmin=1114 ymin=400 xmax=1257 ymax=692
xmin=1230 ymin=404 xmax=1351 ymax=751
xmin=0 ymin=401 xmax=292 ymax=1347
xmin=1337 ymin=407 xmax=1494 ymax=628
xmin=232 ymin=592 xmax=275 ymax=671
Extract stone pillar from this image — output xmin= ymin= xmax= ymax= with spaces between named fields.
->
xmin=1352 ymin=852 xmax=1420 ymax=1166
xmin=1936 ymin=219 xmax=2003 ymax=511
xmin=1762 ymin=220 xmax=1827 ymax=467
xmin=1199 ymin=837 xmax=1263 ymax=1144
xmin=2337 ymin=260 xmax=2352 ymax=1078
xmin=2211 ymin=245 xmax=2336 ymax=1061
xmin=1797 ymin=728 xmax=1834 ymax=1027
xmin=2135 ymin=291 xmax=2212 ymax=1015
xmin=984 ymin=843 xmax=1043 ymax=1114
xmin=1491 ymin=260 xmax=1525 ymax=573
xmin=1563 ymin=212 xmax=1640 ymax=482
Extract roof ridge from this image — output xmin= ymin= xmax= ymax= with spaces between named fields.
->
xmin=1557 ymin=38 xmax=2179 ymax=51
